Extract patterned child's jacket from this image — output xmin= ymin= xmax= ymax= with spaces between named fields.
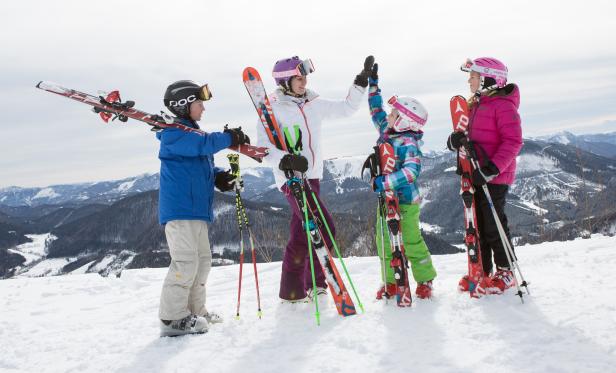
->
xmin=368 ymin=77 xmax=423 ymax=204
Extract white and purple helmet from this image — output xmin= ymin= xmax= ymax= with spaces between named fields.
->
xmin=461 ymin=57 xmax=508 ymax=91
xmin=272 ymin=56 xmax=315 ymax=89
xmin=387 ymin=95 xmax=428 ymax=133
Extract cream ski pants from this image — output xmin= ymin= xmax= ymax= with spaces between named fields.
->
xmin=159 ymin=220 xmax=212 ymax=321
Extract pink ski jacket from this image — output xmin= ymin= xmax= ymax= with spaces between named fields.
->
xmin=468 ymin=84 xmax=523 ymax=185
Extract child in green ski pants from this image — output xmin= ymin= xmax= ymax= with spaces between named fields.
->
xmin=368 ymin=63 xmax=437 ymax=300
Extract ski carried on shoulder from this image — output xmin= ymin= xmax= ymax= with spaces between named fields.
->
xmin=36 ymin=81 xmax=269 ymax=162
xmin=450 ymin=95 xmax=486 ymax=298
xmin=242 ymin=67 xmax=362 ymax=322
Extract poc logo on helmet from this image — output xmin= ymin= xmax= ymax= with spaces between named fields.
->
xmin=169 ymin=94 xmax=197 ymax=107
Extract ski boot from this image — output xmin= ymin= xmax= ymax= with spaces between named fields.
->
xmin=487 ymin=267 xmax=515 ymax=294
xmin=160 ymin=314 xmax=208 ymax=337
xmin=376 ymin=283 xmax=397 ymax=300
xmin=415 ymin=280 xmax=433 ymax=299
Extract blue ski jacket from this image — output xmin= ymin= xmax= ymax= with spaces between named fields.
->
xmin=156 ymin=118 xmax=231 ymax=224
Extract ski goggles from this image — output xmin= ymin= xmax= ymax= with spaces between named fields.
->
xmin=272 ymin=58 xmax=315 ymax=79
xmin=460 ymin=58 xmax=507 ymax=80
xmin=197 ymin=84 xmax=212 ymax=101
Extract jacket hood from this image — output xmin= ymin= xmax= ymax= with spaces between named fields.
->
xmin=481 ymin=83 xmax=520 ymax=109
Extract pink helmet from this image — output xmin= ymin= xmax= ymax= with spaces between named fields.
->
xmin=461 ymin=57 xmax=508 ymax=90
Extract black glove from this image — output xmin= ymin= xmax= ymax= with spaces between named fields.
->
xmin=354 ymin=55 xmax=375 ymax=88
xmin=472 ymin=161 xmax=500 ymax=185
xmin=224 ymin=126 xmax=250 ymax=147
xmin=278 ymin=154 xmax=308 ymax=173
xmin=214 ymin=170 xmax=236 ymax=192
xmin=447 ymin=131 xmax=467 ymax=151
xmin=370 ymin=63 xmax=379 ymax=82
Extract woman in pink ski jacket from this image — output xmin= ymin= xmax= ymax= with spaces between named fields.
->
xmin=447 ymin=57 xmax=523 ymax=295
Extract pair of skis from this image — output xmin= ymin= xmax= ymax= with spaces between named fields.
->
xmin=35 ymin=81 xmax=269 ymax=162
xmin=243 ymin=67 xmax=363 ymax=324
xmin=450 ymin=95 xmax=529 ymax=302
xmin=362 ymin=144 xmax=412 ymax=307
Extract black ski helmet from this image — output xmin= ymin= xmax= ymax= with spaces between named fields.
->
xmin=163 ymin=80 xmax=206 ymax=119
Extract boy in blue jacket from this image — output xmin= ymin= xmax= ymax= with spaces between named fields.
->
xmin=158 ymin=80 xmax=249 ymax=337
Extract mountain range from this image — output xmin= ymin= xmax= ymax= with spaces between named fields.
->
xmin=1 ymin=131 xmax=615 ymax=278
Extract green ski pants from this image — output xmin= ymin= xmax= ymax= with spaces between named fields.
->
xmin=376 ymin=203 xmax=437 ymax=284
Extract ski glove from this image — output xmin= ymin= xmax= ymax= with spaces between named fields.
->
xmin=224 ymin=126 xmax=251 ymax=147
xmin=214 ymin=170 xmax=237 ymax=192
xmin=369 ymin=63 xmax=379 ymax=85
xmin=354 ymin=55 xmax=375 ymax=88
xmin=447 ymin=131 xmax=467 ymax=151
xmin=373 ymin=176 xmax=385 ymax=193
xmin=472 ymin=161 xmax=500 ymax=185
xmin=278 ymin=154 xmax=308 ymax=173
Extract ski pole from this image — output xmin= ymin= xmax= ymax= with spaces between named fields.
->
xmin=300 ymin=182 xmax=321 ymax=326
xmin=469 ymin=157 xmax=529 ymax=301
xmin=377 ymin=197 xmax=389 ymax=302
xmin=228 ymin=154 xmax=263 ymax=319
xmin=309 ymin=190 xmax=364 ymax=313
xmin=480 ymin=183 xmax=530 ymax=298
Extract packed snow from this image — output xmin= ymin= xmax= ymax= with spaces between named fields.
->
xmin=1 ymin=235 xmax=616 ymax=372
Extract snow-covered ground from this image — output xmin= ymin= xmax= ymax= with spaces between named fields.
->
xmin=1 ymin=235 xmax=615 ymax=373
xmin=7 ymin=234 xmax=53 ymax=265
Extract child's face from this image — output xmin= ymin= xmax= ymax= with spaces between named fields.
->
xmin=387 ymin=109 xmax=400 ymax=127
xmin=468 ymin=72 xmax=481 ymax=94
xmin=189 ymin=100 xmax=205 ymax=121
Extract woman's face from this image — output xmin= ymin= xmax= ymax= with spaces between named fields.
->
xmin=189 ymin=100 xmax=204 ymax=121
xmin=468 ymin=72 xmax=481 ymax=94
xmin=290 ymin=75 xmax=307 ymax=95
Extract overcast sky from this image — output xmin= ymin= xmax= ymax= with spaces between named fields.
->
xmin=1 ymin=0 xmax=615 ymax=188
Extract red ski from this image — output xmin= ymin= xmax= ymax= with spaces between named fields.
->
xmin=378 ymin=143 xmax=412 ymax=307
xmin=242 ymin=68 xmax=288 ymax=152
xmin=36 ymin=81 xmax=269 ymax=162
xmin=450 ymin=95 xmax=486 ymax=298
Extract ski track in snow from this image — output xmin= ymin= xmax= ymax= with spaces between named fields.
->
xmin=1 ymin=236 xmax=616 ymax=372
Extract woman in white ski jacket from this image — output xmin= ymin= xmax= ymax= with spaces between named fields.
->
xmin=257 ymin=56 xmax=373 ymax=301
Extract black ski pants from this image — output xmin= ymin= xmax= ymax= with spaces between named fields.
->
xmin=474 ymin=183 xmax=516 ymax=274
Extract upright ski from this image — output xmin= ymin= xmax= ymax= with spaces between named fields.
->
xmin=36 ymin=81 xmax=269 ymax=162
xmin=450 ymin=95 xmax=486 ymax=298
xmin=363 ymin=143 xmax=412 ymax=307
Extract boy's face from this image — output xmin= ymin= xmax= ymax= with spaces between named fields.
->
xmin=189 ymin=100 xmax=204 ymax=121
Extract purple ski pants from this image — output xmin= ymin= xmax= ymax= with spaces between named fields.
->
xmin=279 ymin=179 xmax=335 ymax=300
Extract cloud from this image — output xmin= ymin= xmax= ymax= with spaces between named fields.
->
xmin=1 ymin=0 xmax=616 ymax=187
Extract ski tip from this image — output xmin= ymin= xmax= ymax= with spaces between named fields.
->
xmin=242 ymin=67 xmax=260 ymax=81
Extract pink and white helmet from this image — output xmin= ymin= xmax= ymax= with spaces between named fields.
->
xmin=461 ymin=57 xmax=508 ymax=90
xmin=387 ymin=95 xmax=428 ymax=132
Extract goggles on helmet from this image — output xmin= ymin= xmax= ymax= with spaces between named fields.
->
xmin=460 ymin=58 xmax=507 ymax=81
xmin=272 ymin=59 xmax=315 ymax=80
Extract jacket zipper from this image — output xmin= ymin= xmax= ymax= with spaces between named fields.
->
xmin=297 ymin=104 xmax=315 ymax=168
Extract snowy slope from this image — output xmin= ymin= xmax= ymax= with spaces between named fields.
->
xmin=1 ymin=236 xmax=616 ymax=373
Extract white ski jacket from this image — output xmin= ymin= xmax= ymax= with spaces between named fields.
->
xmin=256 ymin=85 xmax=366 ymax=189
